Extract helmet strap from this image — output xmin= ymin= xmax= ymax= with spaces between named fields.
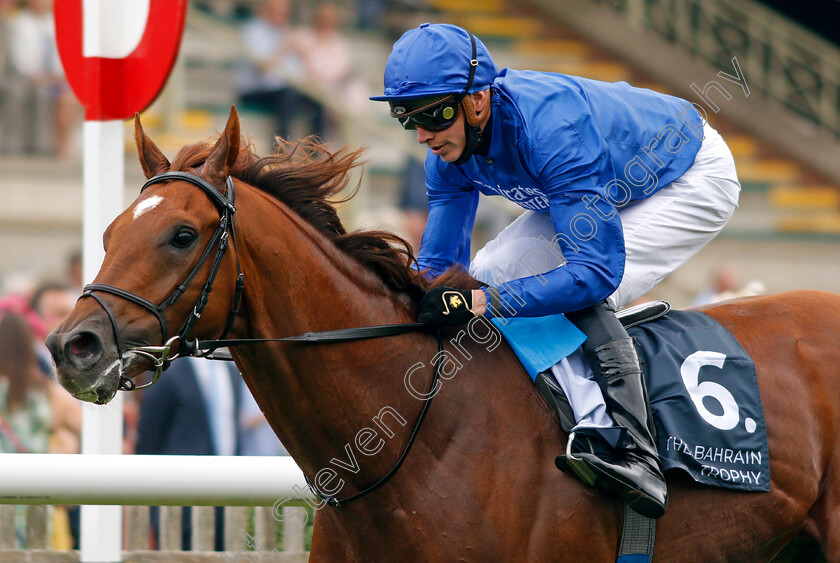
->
xmin=453 ymin=118 xmax=483 ymax=166
xmin=453 ymin=91 xmax=491 ymax=165
xmin=452 ymin=33 xmax=489 ymax=165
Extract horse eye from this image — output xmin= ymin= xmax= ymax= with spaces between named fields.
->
xmin=170 ymin=229 xmax=196 ymax=249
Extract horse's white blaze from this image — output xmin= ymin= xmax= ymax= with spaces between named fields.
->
xmin=133 ymin=195 xmax=163 ymax=220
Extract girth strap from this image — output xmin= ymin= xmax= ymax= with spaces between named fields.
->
xmin=617 ymin=505 xmax=656 ymax=562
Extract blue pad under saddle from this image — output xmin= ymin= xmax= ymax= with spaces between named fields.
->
xmin=490 ymin=314 xmax=586 ymax=380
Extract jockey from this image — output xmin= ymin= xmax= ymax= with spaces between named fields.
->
xmin=372 ymin=23 xmax=740 ymax=518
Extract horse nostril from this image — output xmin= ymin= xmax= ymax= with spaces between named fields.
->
xmin=65 ymin=332 xmax=103 ymax=362
xmin=45 ymin=331 xmax=63 ymax=365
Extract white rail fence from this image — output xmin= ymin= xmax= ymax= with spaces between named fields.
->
xmin=0 ymin=454 xmax=313 ymax=562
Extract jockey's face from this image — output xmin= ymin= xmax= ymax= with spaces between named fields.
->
xmin=415 ymin=111 xmax=466 ymax=163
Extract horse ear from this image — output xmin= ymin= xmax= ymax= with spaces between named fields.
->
xmin=134 ymin=113 xmax=170 ymax=179
xmin=201 ymin=106 xmax=241 ymax=187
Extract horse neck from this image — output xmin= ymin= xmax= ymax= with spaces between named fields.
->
xmin=228 ymin=186 xmax=570 ymax=539
xmin=230 ymin=186 xmax=435 ymax=474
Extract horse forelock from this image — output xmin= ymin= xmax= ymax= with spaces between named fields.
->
xmin=164 ymin=135 xmax=484 ymax=301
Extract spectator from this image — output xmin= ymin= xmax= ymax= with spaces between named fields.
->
xmin=356 ymin=0 xmax=387 ymax=30
xmin=289 ymin=2 xmax=363 ymax=139
xmin=692 ymin=265 xmax=765 ymax=306
xmin=236 ymin=0 xmax=320 ymax=143
xmin=0 ymin=303 xmax=79 ymax=453
xmin=238 ymin=378 xmax=287 ymax=456
xmin=29 ymin=281 xmax=79 ymax=378
xmin=66 ymin=250 xmax=83 ymax=294
xmin=0 ymin=302 xmax=82 ymax=547
xmin=0 ymin=0 xmax=18 ymax=140
xmin=0 ymin=0 xmax=79 ymax=157
xmin=29 ymin=282 xmax=76 ymax=336
xmin=135 ymin=356 xmax=242 ymax=551
xmin=293 ymin=3 xmax=352 ymax=93
xmin=26 ymin=281 xmax=81 ymax=547
xmin=398 ymin=156 xmax=428 ymax=252
xmin=0 ymin=294 xmax=81 ymax=452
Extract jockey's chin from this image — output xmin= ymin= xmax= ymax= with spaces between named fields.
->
xmin=431 ymin=142 xmax=464 ymax=163
xmin=417 ymin=119 xmax=467 ymax=163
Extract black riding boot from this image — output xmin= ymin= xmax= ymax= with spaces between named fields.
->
xmin=556 ymin=301 xmax=667 ymax=519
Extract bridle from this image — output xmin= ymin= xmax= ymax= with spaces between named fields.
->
xmin=79 ymin=169 xmax=444 ymax=507
xmin=81 ymin=171 xmax=244 ymax=391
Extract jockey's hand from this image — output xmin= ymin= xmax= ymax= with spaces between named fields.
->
xmin=418 ymin=287 xmax=481 ymax=326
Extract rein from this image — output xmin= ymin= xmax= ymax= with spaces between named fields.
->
xmin=192 ymin=323 xmax=444 ymax=509
xmin=82 ymin=169 xmax=445 ymax=508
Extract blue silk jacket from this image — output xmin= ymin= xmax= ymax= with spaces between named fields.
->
xmin=418 ymin=69 xmax=704 ymax=316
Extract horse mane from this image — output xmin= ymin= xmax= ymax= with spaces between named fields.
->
xmin=168 ymin=135 xmax=480 ymax=300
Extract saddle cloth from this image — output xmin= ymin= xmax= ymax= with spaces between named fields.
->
xmin=493 ymin=307 xmax=770 ymax=492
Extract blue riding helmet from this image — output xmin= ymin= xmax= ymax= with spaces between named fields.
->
xmin=370 ymin=23 xmax=498 ymax=102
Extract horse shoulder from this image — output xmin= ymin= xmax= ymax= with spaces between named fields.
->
xmin=440 ymin=328 xmax=621 ymax=557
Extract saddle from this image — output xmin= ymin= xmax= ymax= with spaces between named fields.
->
xmin=537 ymin=301 xmax=770 ymax=493
xmin=537 ymin=300 xmax=670 ymax=432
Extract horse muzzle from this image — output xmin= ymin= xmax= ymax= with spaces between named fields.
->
xmin=47 ymin=318 xmax=122 ymax=405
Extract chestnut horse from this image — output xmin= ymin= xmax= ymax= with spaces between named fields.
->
xmin=48 ymin=109 xmax=839 ymax=561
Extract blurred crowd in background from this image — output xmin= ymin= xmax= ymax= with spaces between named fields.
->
xmin=0 ymin=3 xmax=309 ymax=544
xmin=0 ymin=0 xmax=428 ymax=156
xmin=0 ymin=0 xmax=776 ymax=550
xmin=0 ymin=0 xmax=80 ymax=157
xmin=0 ymin=0 xmax=435 ymax=243
xmin=0 ymin=246 xmax=290 ymax=549
xmin=0 ymin=1 xmax=432 ymax=549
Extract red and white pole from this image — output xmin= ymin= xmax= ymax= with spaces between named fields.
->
xmin=54 ymin=1 xmax=187 ymax=559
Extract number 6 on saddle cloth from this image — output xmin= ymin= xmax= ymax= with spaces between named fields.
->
xmin=496 ymin=301 xmax=770 ymax=493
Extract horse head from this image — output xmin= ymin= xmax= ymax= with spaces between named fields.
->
xmin=47 ymin=108 xmax=245 ymax=403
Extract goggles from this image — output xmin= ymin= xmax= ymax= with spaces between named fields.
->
xmin=389 ymin=95 xmax=462 ymax=131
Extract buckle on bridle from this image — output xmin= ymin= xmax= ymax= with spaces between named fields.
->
xmin=119 ymin=336 xmax=183 ymax=391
